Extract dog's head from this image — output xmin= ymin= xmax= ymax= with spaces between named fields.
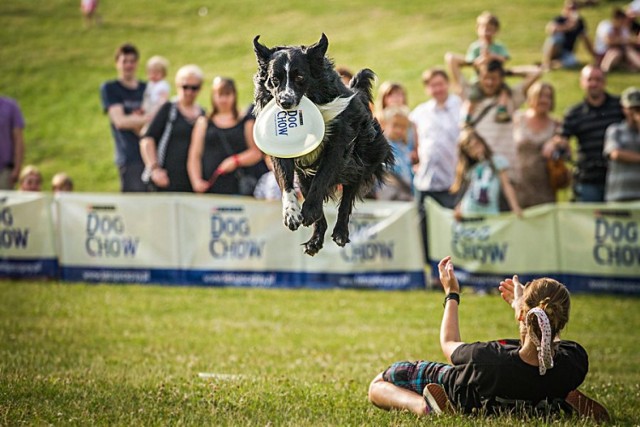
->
xmin=253 ymin=34 xmax=329 ymax=110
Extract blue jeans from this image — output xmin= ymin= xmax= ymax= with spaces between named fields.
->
xmin=573 ymin=182 xmax=605 ymax=203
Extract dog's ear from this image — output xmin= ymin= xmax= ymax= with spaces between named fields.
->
xmin=306 ymin=34 xmax=329 ymax=78
xmin=307 ymin=33 xmax=329 ymax=59
xmin=253 ymin=35 xmax=273 ymax=65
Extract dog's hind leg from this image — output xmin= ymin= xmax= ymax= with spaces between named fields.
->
xmin=272 ymin=157 xmax=302 ymax=230
xmin=303 ymin=215 xmax=327 ymax=256
xmin=332 ymin=184 xmax=357 ymax=246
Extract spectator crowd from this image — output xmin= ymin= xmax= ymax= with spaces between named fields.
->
xmin=3 ymin=1 xmax=639 ymax=215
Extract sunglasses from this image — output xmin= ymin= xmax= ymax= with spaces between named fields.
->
xmin=181 ymin=84 xmax=201 ymax=91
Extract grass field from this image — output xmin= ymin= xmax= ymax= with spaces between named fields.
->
xmin=2 ymin=0 xmax=640 ymax=425
xmin=1 ymin=282 xmax=639 ymax=426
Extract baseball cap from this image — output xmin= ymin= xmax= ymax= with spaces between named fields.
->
xmin=253 ymin=96 xmax=325 ymax=158
xmin=621 ymin=87 xmax=640 ymax=108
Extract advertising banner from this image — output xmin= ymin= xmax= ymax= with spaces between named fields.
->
xmin=178 ymin=197 xmax=425 ymax=290
xmin=555 ymin=202 xmax=640 ymax=293
xmin=56 ymin=193 xmax=182 ymax=283
xmin=427 ymin=198 xmax=561 ymax=290
xmin=0 ymin=191 xmax=57 ymax=278
xmin=427 ymin=198 xmax=640 ymax=294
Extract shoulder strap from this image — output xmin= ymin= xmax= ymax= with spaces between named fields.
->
xmin=141 ymin=102 xmax=178 ymax=183
xmin=469 ymin=101 xmax=498 ymax=128
xmin=156 ymin=102 xmax=178 ymax=167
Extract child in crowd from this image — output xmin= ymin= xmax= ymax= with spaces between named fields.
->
xmin=51 ymin=172 xmax=74 ymax=192
xmin=450 ymin=128 xmax=522 ymax=220
xmin=464 ymin=11 xmax=513 ymax=124
xmin=253 ymin=156 xmax=282 ymax=201
xmin=141 ymin=55 xmax=171 ymax=134
xmin=17 ymin=165 xmax=42 ymax=192
xmin=377 ymin=106 xmax=414 ymax=201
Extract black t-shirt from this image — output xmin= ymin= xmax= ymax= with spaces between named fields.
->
xmin=143 ymin=102 xmax=204 ymax=192
xmin=100 ymin=79 xmax=147 ymax=166
xmin=553 ymin=16 xmax=586 ymax=52
xmin=561 ymin=93 xmax=624 ymax=185
xmin=442 ymin=339 xmax=588 ymax=414
xmin=202 ymin=115 xmax=253 ymax=195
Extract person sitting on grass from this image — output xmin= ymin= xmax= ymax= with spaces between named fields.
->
xmin=368 ymin=256 xmax=610 ymax=422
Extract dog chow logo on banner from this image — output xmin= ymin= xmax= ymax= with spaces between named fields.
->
xmin=0 ymin=203 xmax=30 ymax=250
xmin=85 ymin=205 xmax=140 ymax=258
xmin=450 ymin=220 xmax=508 ymax=264
xmin=340 ymin=215 xmax=395 ymax=263
xmin=274 ymin=110 xmax=304 ymax=136
xmin=209 ymin=206 xmax=266 ymax=259
xmin=592 ymin=210 xmax=639 ymax=267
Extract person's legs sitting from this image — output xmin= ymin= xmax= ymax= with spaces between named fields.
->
xmin=368 ymin=360 xmax=454 ymax=416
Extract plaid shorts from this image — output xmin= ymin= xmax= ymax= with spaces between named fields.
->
xmin=382 ymin=360 xmax=453 ymax=395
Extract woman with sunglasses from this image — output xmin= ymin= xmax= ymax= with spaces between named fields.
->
xmin=140 ymin=64 xmax=205 ymax=192
xmin=187 ymin=76 xmax=263 ymax=194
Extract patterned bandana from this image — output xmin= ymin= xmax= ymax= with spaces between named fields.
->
xmin=526 ymin=307 xmax=554 ymax=375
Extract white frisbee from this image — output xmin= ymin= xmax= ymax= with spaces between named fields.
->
xmin=253 ymin=96 xmax=325 ymax=158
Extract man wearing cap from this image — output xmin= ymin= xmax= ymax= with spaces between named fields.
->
xmin=555 ymin=65 xmax=624 ymax=202
xmin=603 ymin=87 xmax=640 ymax=202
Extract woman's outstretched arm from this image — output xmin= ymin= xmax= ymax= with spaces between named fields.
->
xmin=438 ymin=256 xmax=463 ymax=364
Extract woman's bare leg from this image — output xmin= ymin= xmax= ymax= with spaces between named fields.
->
xmin=368 ymin=373 xmax=428 ymax=416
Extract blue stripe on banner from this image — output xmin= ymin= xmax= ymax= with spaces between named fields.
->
xmin=428 ymin=261 xmax=640 ymax=295
xmin=0 ymin=258 xmax=59 ymax=278
xmin=60 ymin=266 xmax=183 ymax=285
xmin=60 ymin=266 xmax=425 ymax=290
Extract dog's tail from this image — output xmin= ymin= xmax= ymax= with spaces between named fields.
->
xmin=349 ymin=69 xmax=376 ymax=105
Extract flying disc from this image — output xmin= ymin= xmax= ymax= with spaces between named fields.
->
xmin=253 ymin=96 xmax=325 ymax=158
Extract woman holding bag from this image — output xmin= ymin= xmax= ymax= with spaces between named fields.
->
xmin=513 ymin=82 xmax=567 ymax=208
xmin=140 ymin=64 xmax=205 ymax=192
xmin=188 ymin=76 xmax=262 ymax=195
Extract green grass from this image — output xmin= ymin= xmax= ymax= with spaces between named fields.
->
xmin=1 ymin=282 xmax=639 ymax=425
xmin=0 ymin=0 xmax=637 ymax=192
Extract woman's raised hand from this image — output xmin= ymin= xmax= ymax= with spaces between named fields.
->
xmin=438 ymin=256 xmax=460 ymax=294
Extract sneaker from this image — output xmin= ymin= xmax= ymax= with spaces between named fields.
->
xmin=565 ymin=389 xmax=610 ymax=422
xmin=423 ymin=383 xmax=454 ymax=415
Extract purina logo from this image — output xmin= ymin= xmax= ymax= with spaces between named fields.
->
xmin=274 ymin=110 xmax=304 ymax=136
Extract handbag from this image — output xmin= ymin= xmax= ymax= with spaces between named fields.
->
xmin=141 ymin=102 xmax=178 ymax=190
xmin=217 ymin=127 xmax=258 ymax=196
xmin=547 ymin=150 xmax=571 ymax=192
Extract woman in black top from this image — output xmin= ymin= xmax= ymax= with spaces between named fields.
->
xmin=140 ymin=64 xmax=205 ymax=192
xmin=368 ymin=256 xmax=609 ymax=421
xmin=188 ymin=77 xmax=262 ymax=195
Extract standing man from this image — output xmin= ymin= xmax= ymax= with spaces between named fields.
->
xmin=556 ymin=65 xmax=624 ymax=202
xmin=100 ymin=43 xmax=148 ymax=192
xmin=411 ymin=68 xmax=461 ymax=209
xmin=410 ymin=68 xmax=461 ymax=272
xmin=0 ymin=97 xmax=25 ymax=190
xmin=603 ymin=87 xmax=640 ymax=202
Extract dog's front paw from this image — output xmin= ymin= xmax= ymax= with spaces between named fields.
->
xmin=282 ymin=190 xmax=302 ymax=230
xmin=301 ymin=201 xmax=323 ymax=227
xmin=332 ymin=223 xmax=350 ymax=247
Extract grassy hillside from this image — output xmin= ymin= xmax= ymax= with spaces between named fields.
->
xmin=0 ymin=0 xmax=636 ymax=191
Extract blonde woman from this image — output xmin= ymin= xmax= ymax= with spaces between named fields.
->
xmin=140 ymin=64 xmax=205 ymax=192
xmin=513 ymin=82 xmax=562 ymax=208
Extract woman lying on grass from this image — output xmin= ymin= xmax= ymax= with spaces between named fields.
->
xmin=368 ymin=256 xmax=610 ymax=422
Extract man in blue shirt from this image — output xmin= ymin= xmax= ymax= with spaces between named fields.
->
xmin=100 ymin=43 xmax=148 ymax=192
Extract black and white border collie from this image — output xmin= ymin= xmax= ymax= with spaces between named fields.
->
xmin=253 ymin=34 xmax=393 ymax=256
